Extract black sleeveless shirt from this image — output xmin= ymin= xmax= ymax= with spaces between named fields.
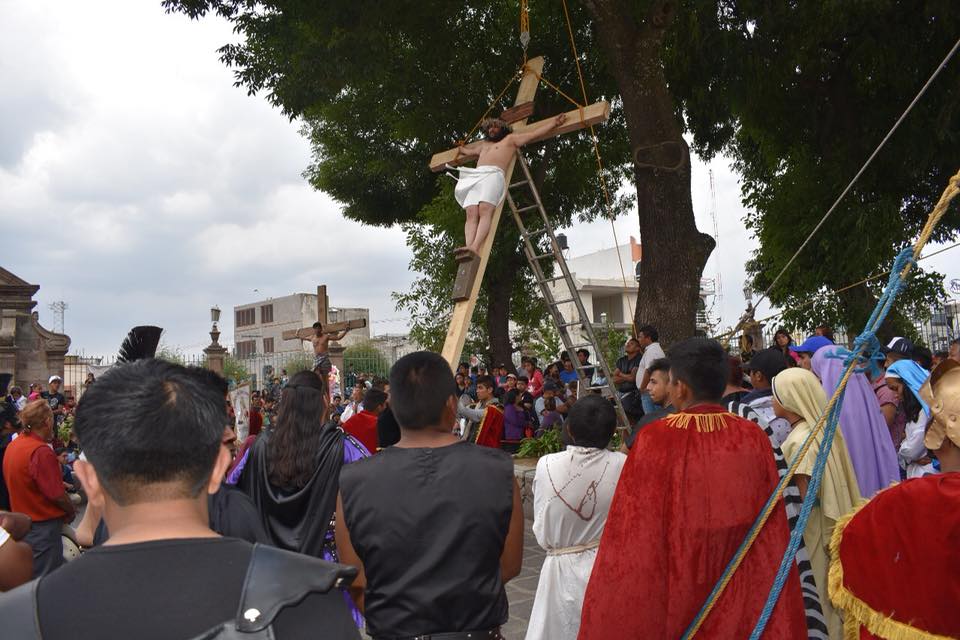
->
xmin=339 ymin=440 xmax=513 ymax=637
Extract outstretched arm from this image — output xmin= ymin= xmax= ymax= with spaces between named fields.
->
xmin=455 ymin=140 xmax=484 ymax=158
xmin=510 ymin=113 xmax=567 ymax=147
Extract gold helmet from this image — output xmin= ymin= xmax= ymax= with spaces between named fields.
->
xmin=922 ymin=359 xmax=960 ymax=450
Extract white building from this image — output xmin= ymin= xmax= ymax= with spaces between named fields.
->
xmin=546 ymin=245 xmax=638 ymax=351
xmin=546 ymin=243 xmax=716 ymax=349
xmin=232 ymin=293 xmax=370 ymax=357
xmin=367 ymin=333 xmax=421 ymax=363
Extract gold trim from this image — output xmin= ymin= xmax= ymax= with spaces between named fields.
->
xmin=663 ymin=411 xmax=731 ymax=433
xmin=828 ymin=490 xmax=954 ymax=640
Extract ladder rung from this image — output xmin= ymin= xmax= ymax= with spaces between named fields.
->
xmin=537 ymin=275 xmax=566 ymax=284
xmin=516 ymin=204 xmax=539 ymax=213
xmin=509 ymin=180 xmax=529 ymax=189
xmin=567 ymin=343 xmax=593 ymax=350
xmin=558 ymin=321 xmax=583 ymax=328
xmin=522 ymin=228 xmax=548 ymax=239
xmin=533 ymin=252 xmax=555 ymax=261
xmin=549 ymin=298 xmax=576 ymax=306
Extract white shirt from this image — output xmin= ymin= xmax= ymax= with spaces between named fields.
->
xmin=899 ymin=415 xmax=936 ymax=478
xmin=527 ymin=446 xmax=627 ymax=640
xmin=635 ymin=342 xmax=666 ymax=389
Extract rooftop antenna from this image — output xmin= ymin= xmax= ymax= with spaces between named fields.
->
xmin=48 ymin=300 xmax=68 ymax=334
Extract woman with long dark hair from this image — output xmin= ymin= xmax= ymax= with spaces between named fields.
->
xmin=238 ymin=369 xmax=368 ymax=627
xmin=772 ymin=328 xmax=800 ymax=366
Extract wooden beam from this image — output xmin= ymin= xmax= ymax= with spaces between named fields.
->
xmin=500 ymin=101 xmax=534 ymax=124
xmin=439 ymin=57 xmax=545 ymax=369
xmin=281 ymin=318 xmax=367 ymax=342
xmin=429 ymin=100 xmax=610 ymax=172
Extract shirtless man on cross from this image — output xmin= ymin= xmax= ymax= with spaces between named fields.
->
xmin=452 ymin=113 xmax=566 ymax=257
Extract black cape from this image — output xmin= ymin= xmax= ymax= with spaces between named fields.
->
xmin=237 ymin=423 xmax=345 ymax=557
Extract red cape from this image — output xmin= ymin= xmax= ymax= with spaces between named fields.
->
xmin=473 ymin=403 xmax=504 ymax=448
xmin=579 ymin=404 xmax=807 ymax=639
xmin=829 ymin=473 xmax=960 ymax=639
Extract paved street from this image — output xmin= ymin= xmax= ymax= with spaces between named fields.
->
xmin=502 ymin=523 xmax=544 ymax=639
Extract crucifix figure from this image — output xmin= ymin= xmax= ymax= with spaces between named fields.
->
xmin=451 ymin=112 xmax=567 ymax=258
xmin=428 ymin=57 xmax=610 ymax=369
xmin=281 ymin=285 xmax=366 ymax=348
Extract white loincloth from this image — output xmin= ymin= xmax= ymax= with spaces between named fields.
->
xmin=451 ymin=165 xmax=506 ymax=208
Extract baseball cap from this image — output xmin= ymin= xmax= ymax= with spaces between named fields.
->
xmin=506 ymin=373 xmax=517 ymax=380
xmin=543 ymin=381 xmax=560 ymax=392
xmin=792 ymin=336 xmax=832 ymax=355
xmin=48 ymin=375 xmax=62 ymax=383
xmin=881 ymin=337 xmax=914 ymax=357
xmin=744 ymin=350 xmax=788 ymax=380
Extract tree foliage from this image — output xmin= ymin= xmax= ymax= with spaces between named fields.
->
xmin=343 ymin=341 xmax=392 ymax=377
xmin=663 ymin=1 xmax=960 ymax=334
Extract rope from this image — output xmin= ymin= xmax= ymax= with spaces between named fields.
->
xmin=680 ymin=169 xmax=960 ymax=639
xmin=722 ymin=36 xmax=960 ymax=344
xmin=519 ymin=0 xmax=530 ymax=59
xmin=712 ymin=239 xmax=960 ymax=342
xmin=558 ymin=0 xmax=637 ymax=337
xmin=456 ymin=67 xmax=522 ymax=150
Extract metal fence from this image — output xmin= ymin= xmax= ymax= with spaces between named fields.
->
xmin=65 ymin=348 xmax=399 ymax=399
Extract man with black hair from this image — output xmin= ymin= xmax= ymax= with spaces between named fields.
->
xmin=0 ymin=359 xmax=359 ymax=639
xmin=527 ymin=395 xmax=626 ymax=639
xmin=742 ymin=349 xmax=792 ymax=446
xmin=457 ymin=375 xmax=504 ymax=447
xmin=335 ymin=351 xmax=523 ymax=639
xmin=635 ymin=324 xmax=666 ymax=415
xmin=624 ymin=357 xmax=674 ymax=450
xmin=343 ymin=388 xmax=387 ymax=454
xmin=576 ymin=348 xmax=595 ymax=381
xmin=912 ymin=345 xmax=933 ymax=371
xmin=516 ymin=376 xmax=538 ymax=429
xmin=950 ymin=338 xmax=960 ymax=364
xmin=614 ymin=338 xmax=643 ymax=421
xmin=580 ymin=338 xmax=807 ymax=639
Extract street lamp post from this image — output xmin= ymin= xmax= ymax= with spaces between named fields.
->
xmin=204 ymin=305 xmax=228 ymax=375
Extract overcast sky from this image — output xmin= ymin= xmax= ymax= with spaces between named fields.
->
xmin=3 ymin=1 xmax=957 ymax=357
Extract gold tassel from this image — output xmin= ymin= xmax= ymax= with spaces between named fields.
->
xmin=663 ymin=412 xmax=731 ymax=433
xmin=828 ymin=495 xmax=952 ymax=640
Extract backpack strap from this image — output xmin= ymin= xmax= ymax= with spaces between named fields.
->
xmin=235 ymin=543 xmax=358 ymax=633
xmin=0 ymin=576 xmax=43 ymax=639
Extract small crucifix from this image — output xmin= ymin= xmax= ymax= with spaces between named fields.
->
xmin=428 ymin=57 xmax=610 ymax=369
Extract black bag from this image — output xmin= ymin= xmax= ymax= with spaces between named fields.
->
xmin=0 ymin=544 xmax=358 ymax=639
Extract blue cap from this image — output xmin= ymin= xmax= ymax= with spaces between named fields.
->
xmin=792 ymin=335 xmax=833 ymax=354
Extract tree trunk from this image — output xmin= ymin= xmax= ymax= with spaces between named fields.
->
xmin=583 ymin=0 xmax=715 ymax=346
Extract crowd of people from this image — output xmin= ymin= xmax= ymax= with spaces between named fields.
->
xmin=0 ymin=324 xmax=957 ymax=638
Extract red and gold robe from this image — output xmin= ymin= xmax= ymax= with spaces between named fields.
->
xmin=829 ymin=473 xmax=960 ymax=639
xmin=472 ymin=402 xmax=504 ymax=449
xmin=578 ymin=404 xmax=807 ymax=639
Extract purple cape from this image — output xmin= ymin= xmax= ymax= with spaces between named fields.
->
xmin=811 ymin=346 xmax=900 ymax=497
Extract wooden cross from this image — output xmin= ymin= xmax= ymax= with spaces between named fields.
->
xmin=281 ymin=285 xmax=366 ymax=342
xmin=427 ymin=56 xmax=610 ymax=369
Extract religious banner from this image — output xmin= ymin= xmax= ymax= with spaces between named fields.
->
xmin=230 ymin=382 xmax=251 ymax=441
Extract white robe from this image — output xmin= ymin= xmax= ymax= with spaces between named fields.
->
xmin=526 ymin=446 xmax=626 ymax=640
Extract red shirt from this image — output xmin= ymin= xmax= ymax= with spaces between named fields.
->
xmin=342 ymin=410 xmax=379 ymax=454
xmin=2 ymin=432 xmax=67 ymax=521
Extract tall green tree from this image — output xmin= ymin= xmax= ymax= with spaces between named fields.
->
xmin=163 ymin=0 xmax=712 ymax=356
xmin=663 ymin=1 xmax=960 ymax=336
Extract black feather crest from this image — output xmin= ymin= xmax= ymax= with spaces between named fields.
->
xmin=117 ymin=326 xmax=163 ymax=363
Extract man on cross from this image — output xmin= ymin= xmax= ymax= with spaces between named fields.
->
xmin=451 ymin=113 xmax=566 ymax=257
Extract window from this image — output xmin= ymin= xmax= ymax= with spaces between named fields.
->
xmin=236 ymin=340 xmax=256 ymax=358
xmin=236 ymin=308 xmax=255 ymax=327
xmin=263 ymin=337 xmax=274 ymax=353
xmin=260 ymin=304 xmax=274 ymax=324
